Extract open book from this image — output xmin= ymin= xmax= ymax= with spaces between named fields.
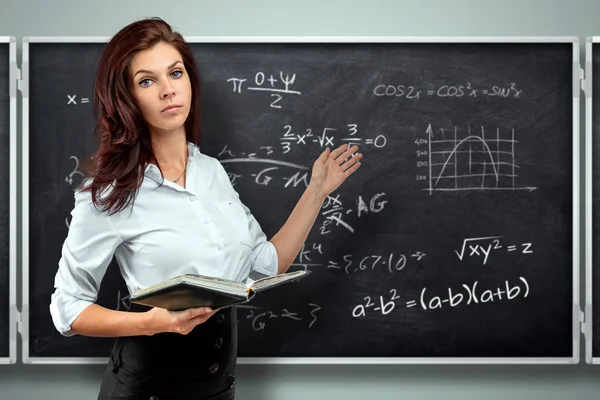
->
xmin=129 ymin=269 xmax=310 ymax=311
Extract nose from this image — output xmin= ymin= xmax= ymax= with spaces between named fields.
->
xmin=161 ymin=83 xmax=175 ymax=99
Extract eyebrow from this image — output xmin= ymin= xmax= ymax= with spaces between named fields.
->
xmin=133 ymin=60 xmax=183 ymax=78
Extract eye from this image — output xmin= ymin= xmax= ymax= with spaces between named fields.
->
xmin=171 ymin=70 xmax=183 ymax=78
xmin=138 ymin=78 xmax=153 ymax=87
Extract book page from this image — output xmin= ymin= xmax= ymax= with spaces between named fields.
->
xmin=133 ymin=273 xmax=246 ymax=298
xmin=183 ymin=274 xmax=247 ymax=293
xmin=251 ymin=270 xmax=309 ymax=292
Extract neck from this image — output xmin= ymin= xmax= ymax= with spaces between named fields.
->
xmin=150 ymin=127 xmax=188 ymax=170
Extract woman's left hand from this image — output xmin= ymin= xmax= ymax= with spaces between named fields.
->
xmin=309 ymin=144 xmax=363 ymax=199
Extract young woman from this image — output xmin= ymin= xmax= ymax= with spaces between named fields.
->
xmin=49 ymin=17 xmax=363 ymax=400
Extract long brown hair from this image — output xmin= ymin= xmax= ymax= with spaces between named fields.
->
xmin=81 ymin=17 xmax=201 ymax=215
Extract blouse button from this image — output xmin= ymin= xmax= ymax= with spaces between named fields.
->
xmin=189 ymin=196 xmax=196 ymax=201
xmin=217 ymin=245 xmax=222 ymax=250
xmin=208 ymin=363 xmax=219 ymax=374
xmin=214 ymin=337 xmax=224 ymax=349
xmin=216 ymin=313 xmax=225 ymax=325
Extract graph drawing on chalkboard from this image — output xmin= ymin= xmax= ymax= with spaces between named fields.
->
xmin=423 ymin=124 xmax=538 ymax=194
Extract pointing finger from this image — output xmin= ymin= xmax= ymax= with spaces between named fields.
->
xmin=336 ymin=148 xmax=360 ymax=165
xmin=318 ymin=147 xmax=330 ymax=161
xmin=332 ymin=144 xmax=357 ymax=160
xmin=342 ymin=152 xmax=363 ymax=169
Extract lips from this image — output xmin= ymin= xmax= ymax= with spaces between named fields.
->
xmin=161 ymin=104 xmax=182 ymax=112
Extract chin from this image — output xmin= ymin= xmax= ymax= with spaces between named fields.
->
xmin=154 ymin=117 xmax=188 ymax=132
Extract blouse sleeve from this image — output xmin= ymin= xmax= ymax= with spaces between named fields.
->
xmin=238 ymin=200 xmax=279 ymax=278
xmin=49 ymin=187 xmax=123 ymax=336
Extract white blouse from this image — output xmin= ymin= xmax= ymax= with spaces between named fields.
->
xmin=49 ymin=142 xmax=279 ymax=336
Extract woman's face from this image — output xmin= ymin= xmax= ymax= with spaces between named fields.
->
xmin=128 ymin=42 xmax=192 ymax=135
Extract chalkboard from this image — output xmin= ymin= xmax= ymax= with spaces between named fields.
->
xmin=0 ymin=37 xmax=14 ymax=364
xmin=23 ymin=38 xmax=579 ymax=363
xmin=588 ymin=38 xmax=600 ymax=364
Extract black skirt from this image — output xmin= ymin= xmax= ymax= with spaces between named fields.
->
xmin=97 ymin=303 xmax=237 ymax=400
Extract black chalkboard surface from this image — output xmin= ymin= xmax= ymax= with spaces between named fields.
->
xmin=0 ymin=39 xmax=11 ymax=363
xmin=24 ymin=39 xmax=577 ymax=362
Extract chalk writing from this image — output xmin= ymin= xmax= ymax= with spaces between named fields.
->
xmin=66 ymin=94 xmax=90 ymax=105
xmin=319 ymin=194 xmax=353 ymax=235
xmin=454 ymin=236 xmax=533 ymax=265
xmin=318 ymin=192 xmax=388 ymax=235
xmin=373 ymin=82 xmax=523 ymax=99
xmin=352 ymin=289 xmax=401 ymax=317
xmin=293 ymin=242 xmax=324 ymax=266
xmin=65 ymin=156 xmax=85 ymax=185
xmin=352 ymin=277 xmax=530 ymax=317
xmin=227 ymin=71 xmax=300 ymax=109
xmin=239 ymin=303 xmax=321 ymax=331
xmin=327 ymin=251 xmax=426 ymax=275
xmin=280 ymin=124 xmax=386 ymax=154
xmin=64 ymin=155 xmax=89 ymax=228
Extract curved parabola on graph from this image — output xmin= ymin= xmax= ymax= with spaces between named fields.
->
xmin=433 ymin=135 xmax=499 ymax=185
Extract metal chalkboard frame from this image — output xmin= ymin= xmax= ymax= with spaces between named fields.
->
xmin=20 ymin=36 xmax=581 ymax=365
xmin=1 ymin=36 xmax=17 ymax=365
xmin=585 ymin=37 xmax=597 ymax=364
